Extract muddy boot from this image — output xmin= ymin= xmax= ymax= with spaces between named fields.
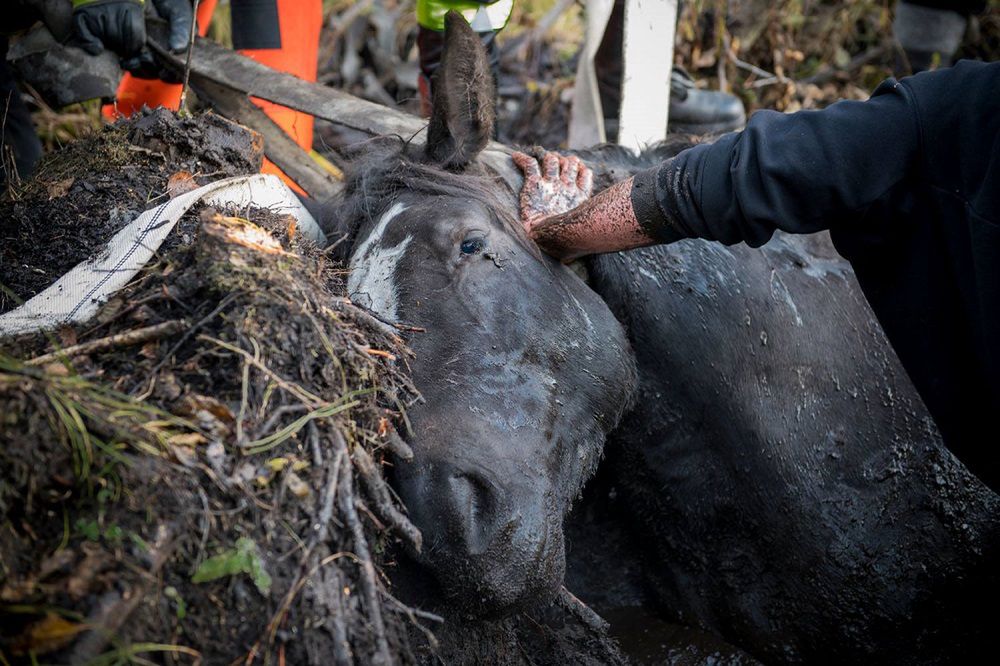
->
xmin=893 ymin=1 xmax=968 ymax=74
xmin=667 ymin=67 xmax=746 ymax=135
xmin=417 ymin=26 xmax=500 ymax=120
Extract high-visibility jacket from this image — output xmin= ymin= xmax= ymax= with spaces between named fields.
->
xmin=416 ymin=0 xmax=513 ymax=32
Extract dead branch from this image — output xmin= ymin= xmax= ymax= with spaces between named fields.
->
xmin=26 ymin=320 xmax=187 ymax=366
xmin=68 ymin=525 xmax=178 ymax=664
xmin=337 ymin=440 xmax=392 ymax=665
xmin=352 ymin=445 xmax=422 ymax=553
xmin=382 ymin=426 xmax=413 ymax=462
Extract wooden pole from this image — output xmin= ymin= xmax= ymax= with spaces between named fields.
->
xmin=617 ymin=0 xmax=678 ymax=152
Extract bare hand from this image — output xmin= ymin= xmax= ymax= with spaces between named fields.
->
xmin=511 ymin=151 xmax=594 ymax=234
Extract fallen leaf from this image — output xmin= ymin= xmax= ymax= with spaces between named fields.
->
xmin=192 ymin=537 xmax=271 ymax=595
xmin=283 ymin=214 xmax=297 ymax=240
xmin=46 ymin=178 xmax=75 ymax=200
xmin=285 ymin=471 xmax=311 ymax=499
xmin=10 ymin=613 xmax=86 ymax=655
xmin=167 ymin=170 xmax=199 ymax=198
xmin=167 ymin=432 xmax=208 ymax=447
xmin=180 ymin=394 xmax=235 ymax=424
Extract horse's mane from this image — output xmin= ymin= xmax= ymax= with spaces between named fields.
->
xmin=325 ymin=136 xmax=522 ymax=257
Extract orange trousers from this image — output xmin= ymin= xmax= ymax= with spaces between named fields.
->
xmin=105 ymin=0 xmax=322 ymax=193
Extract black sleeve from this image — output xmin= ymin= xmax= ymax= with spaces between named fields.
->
xmin=637 ymin=77 xmax=923 ymax=248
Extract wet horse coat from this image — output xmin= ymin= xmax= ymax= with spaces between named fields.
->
xmin=572 ymin=144 xmax=1000 ymax=663
xmin=328 ymin=13 xmax=1000 ymax=663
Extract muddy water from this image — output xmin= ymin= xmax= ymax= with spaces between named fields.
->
xmin=600 ymin=605 xmax=762 ymax=665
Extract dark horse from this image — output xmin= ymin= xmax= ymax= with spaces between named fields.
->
xmin=324 ymin=14 xmax=637 ymax=615
xmin=323 ymin=12 xmax=1000 ymax=664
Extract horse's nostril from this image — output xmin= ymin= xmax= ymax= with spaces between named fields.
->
xmin=449 ymin=472 xmax=492 ymax=519
xmin=448 ymin=472 xmax=499 ymax=551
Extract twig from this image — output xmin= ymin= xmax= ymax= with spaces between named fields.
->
xmin=380 ymin=590 xmax=441 ymax=650
xmin=327 ymin=0 xmax=375 ymax=50
xmin=191 ymin=487 xmax=213 ymax=575
xmin=254 ymin=404 xmax=309 ymax=441
xmin=198 ymin=334 xmax=324 ymax=407
xmin=138 ymin=291 xmax=241 ymax=398
xmin=328 ymin=298 xmax=424 ymax=336
xmin=511 ymin=0 xmax=576 ymax=60
xmin=312 ymin=445 xmax=345 ymax=550
xmin=352 ymin=446 xmax=422 ymax=552
xmin=26 ymin=320 xmax=186 ymax=366
xmin=556 ymin=587 xmax=609 ymax=634
xmin=800 ymin=42 xmax=890 ymax=86
xmin=324 ymin=301 xmax=398 ymax=340
xmin=337 ymin=444 xmax=392 ymax=665
xmin=68 ymin=525 xmax=177 ymax=662
xmin=324 ymin=566 xmax=354 ymax=666
xmin=307 ymin=420 xmax=323 ymax=468
xmin=382 ymin=426 xmax=413 ymax=462
xmin=178 ymin=0 xmax=202 ymax=114
xmin=728 ymin=51 xmax=786 ymax=82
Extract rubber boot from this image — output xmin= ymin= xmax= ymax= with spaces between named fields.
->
xmin=1 ymin=36 xmax=43 ymax=186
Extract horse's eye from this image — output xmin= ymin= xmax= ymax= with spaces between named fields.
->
xmin=460 ymin=237 xmax=485 ymax=255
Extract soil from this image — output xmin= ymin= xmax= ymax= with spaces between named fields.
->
xmin=0 ymin=108 xmax=263 ymax=313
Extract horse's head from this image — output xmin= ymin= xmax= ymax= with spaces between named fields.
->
xmin=327 ymin=12 xmax=636 ymax=615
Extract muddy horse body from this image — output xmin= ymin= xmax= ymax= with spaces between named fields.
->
xmin=329 ymin=13 xmax=1000 ymax=663
xmin=577 ymin=146 xmax=1000 ymax=664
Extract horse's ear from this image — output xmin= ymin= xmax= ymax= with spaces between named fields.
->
xmin=424 ymin=11 xmax=495 ymax=169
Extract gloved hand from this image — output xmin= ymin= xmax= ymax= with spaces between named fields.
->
xmin=151 ymin=0 xmax=193 ymax=54
xmin=71 ymin=0 xmax=146 ymax=59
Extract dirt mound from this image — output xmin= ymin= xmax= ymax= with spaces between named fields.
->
xmin=0 ymin=108 xmax=262 ymax=313
xmin=0 ymin=111 xmax=626 ymax=665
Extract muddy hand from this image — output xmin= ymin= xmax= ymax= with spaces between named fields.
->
xmin=512 ymin=151 xmax=594 ymax=233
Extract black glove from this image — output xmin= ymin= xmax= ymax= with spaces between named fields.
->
xmin=151 ymin=0 xmax=193 ymax=54
xmin=71 ymin=0 xmax=145 ymax=59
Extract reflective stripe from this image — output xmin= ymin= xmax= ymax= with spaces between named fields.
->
xmin=416 ymin=0 xmax=513 ymax=32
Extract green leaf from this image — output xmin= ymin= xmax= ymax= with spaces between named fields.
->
xmin=191 ymin=537 xmax=271 ymax=595
xmin=75 ymin=519 xmax=100 ymax=541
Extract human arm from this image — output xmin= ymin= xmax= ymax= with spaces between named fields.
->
xmin=515 ymin=77 xmax=923 ymax=261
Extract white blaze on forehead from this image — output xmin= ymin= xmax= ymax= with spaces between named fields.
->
xmin=348 ymin=202 xmax=412 ymax=322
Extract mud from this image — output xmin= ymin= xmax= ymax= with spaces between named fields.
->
xmin=0 ymin=108 xmax=262 ymax=313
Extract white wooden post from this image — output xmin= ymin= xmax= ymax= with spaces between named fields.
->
xmin=617 ymin=0 xmax=677 ymax=152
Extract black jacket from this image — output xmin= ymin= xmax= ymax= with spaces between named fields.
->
xmin=636 ymin=60 xmax=1000 ymax=491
